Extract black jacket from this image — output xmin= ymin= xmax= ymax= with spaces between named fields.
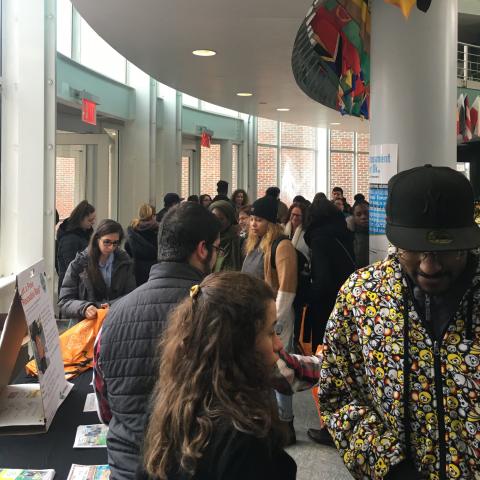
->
xmin=58 ymin=248 xmax=136 ymax=319
xmin=137 ymin=420 xmax=296 ymax=480
xmin=97 ymin=262 xmax=206 ymax=480
xmin=125 ymin=223 xmax=158 ymax=286
xmin=56 ymin=219 xmax=93 ymax=293
xmin=304 ymin=213 xmax=355 ymax=346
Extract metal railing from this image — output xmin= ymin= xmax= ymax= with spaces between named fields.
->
xmin=458 ymin=42 xmax=480 ymax=83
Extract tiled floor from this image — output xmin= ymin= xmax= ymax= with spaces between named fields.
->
xmin=285 ymin=389 xmax=353 ymax=480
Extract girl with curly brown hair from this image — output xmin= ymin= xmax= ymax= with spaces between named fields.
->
xmin=141 ymin=272 xmax=296 ymax=480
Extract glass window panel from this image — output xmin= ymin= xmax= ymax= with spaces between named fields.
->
xmin=182 ymin=93 xmax=200 ymax=108
xmin=232 ymin=144 xmax=239 ymax=191
xmin=57 ymin=0 xmax=72 ymax=57
xmin=330 ymin=130 xmax=354 ymax=152
xmin=329 ymin=152 xmax=354 ymax=204
xmin=80 ymin=19 xmax=126 ymax=83
xmin=257 ymin=146 xmax=277 ymax=198
xmin=257 ymin=117 xmax=278 ymax=145
xmin=181 ymin=156 xmax=190 ymax=199
xmin=56 ymin=156 xmax=76 ymax=221
xmin=357 ymin=132 xmax=370 ymax=153
xmin=280 ymin=122 xmax=316 ymax=149
xmin=200 ymin=144 xmax=221 ymax=197
xmin=280 ymin=149 xmax=315 ymax=206
xmin=356 ymin=153 xmax=370 ymax=201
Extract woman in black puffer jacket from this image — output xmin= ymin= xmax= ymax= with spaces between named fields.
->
xmin=56 ymin=200 xmax=96 ymax=294
xmin=58 ymin=219 xmax=136 ymax=320
xmin=125 ymin=204 xmax=159 ymax=286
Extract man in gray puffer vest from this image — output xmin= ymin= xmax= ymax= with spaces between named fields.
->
xmin=93 ymin=202 xmax=221 ymax=479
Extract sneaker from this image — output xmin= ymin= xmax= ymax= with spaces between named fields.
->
xmin=307 ymin=427 xmax=334 ymax=447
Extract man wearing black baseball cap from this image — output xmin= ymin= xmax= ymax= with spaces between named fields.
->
xmin=277 ymin=165 xmax=480 ymax=479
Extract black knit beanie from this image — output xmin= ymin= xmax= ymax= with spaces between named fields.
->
xmin=251 ymin=196 xmax=278 ymax=224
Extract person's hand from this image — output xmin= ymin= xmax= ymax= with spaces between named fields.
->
xmin=85 ymin=305 xmax=98 ymax=319
xmin=100 ymin=303 xmax=109 ymax=309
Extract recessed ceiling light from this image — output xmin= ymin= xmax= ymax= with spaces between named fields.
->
xmin=236 ymin=92 xmax=253 ymax=97
xmin=276 ymin=108 xmax=290 ymax=112
xmin=192 ymin=49 xmax=216 ymax=57
xmin=330 ymin=122 xmax=341 ymax=125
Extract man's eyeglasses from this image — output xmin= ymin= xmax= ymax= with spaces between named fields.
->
xmin=212 ymin=244 xmax=226 ymax=256
xmin=397 ymin=249 xmax=467 ymax=262
xmin=102 ymin=239 xmax=120 ymax=247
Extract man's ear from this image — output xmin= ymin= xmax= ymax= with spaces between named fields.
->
xmin=193 ymin=240 xmax=209 ymax=263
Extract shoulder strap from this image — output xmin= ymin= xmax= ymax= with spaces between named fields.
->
xmin=335 ymin=238 xmax=356 ymax=269
xmin=270 ymin=235 xmax=289 ymax=270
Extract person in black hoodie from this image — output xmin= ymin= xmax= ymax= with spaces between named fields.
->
xmin=303 ymin=194 xmax=356 ymax=446
xmin=56 ymin=200 xmax=96 ymax=294
xmin=126 ymin=204 xmax=159 ymax=286
xmin=304 ymin=194 xmax=356 ymax=349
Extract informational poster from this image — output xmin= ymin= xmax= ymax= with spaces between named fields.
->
xmin=0 ymin=260 xmax=72 ymax=434
xmin=369 ymin=144 xmax=398 ymax=235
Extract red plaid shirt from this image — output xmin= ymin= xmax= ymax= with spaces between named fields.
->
xmin=93 ymin=326 xmax=112 ymax=424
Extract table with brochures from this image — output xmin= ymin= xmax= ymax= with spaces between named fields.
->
xmin=0 ymin=372 xmax=107 ymax=479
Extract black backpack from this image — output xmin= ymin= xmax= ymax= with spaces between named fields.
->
xmin=270 ymin=235 xmax=311 ymax=308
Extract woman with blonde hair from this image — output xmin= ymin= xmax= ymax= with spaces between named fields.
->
xmin=125 ymin=203 xmax=159 ymax=286
xmin=242 ymin=195 xmax=298 ymax=445
xmin=141 ymin=272 xmax=296 ymax=480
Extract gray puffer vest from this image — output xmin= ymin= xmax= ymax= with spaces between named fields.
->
xmin=98 ymin=262 xmax=205 ymax=480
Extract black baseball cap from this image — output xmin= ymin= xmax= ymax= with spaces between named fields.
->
xmin=386 ymin=164 xmax=480 ymax=251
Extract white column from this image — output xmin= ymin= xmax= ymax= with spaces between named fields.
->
xmin=316 ymin=128 xmax=328 ymax=195
xmin=246 ymin=116 xmax=258 ymax=201
xmin=369 ymin=0 xmax=458 ymax=259
xmin=220 ymin=140 xmax=233 ymax=195
xmin=156 ymin=87 xmax=182 ymax=209
xmin=0 ymin=0 xmax=57 ymax=295
xmin=117 ymin=63 xmax=152 ymax=227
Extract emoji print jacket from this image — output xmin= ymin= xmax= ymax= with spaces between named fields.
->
xmin=318 ymin=256 xmax=480 ymax=480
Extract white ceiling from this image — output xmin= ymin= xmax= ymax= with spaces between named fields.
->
xmin=72 ymin=0 xmax=368 ymax=132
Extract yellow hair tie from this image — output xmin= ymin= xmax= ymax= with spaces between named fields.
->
xmin=190 ymin=284 xmax=200 ymax=299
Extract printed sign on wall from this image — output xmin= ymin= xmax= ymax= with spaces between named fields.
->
xmin=369 ymin=144 xmax=398 ymax=235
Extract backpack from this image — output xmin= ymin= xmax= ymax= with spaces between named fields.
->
xmin=270 ymin=235 xmax=311 ymax=308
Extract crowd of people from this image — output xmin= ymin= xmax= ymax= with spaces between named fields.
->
xmin=51 ymin=166 xmax=480 ymax=480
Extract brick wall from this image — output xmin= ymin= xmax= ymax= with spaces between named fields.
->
xmin=330 ymin=151 xmax=355 ymax=204
xmin=200 ymin=144 xmax=221 ymax=197
xmin=181 ymin=156 xmax=189 ymax=198
xmin=56 ymin=157 xmax=76 ymax=221
xmin=257 ymin=146 xmax=278 ymax=198
xmin=329 ymin=130 xmax=371 ymax=204
xmin=357 ymin=153 xmax=370 ymax=200
xmin=281 ymin=122 xmax=316 ymax=148
xmin=258 ymin=117 xmax=278 ymax=145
